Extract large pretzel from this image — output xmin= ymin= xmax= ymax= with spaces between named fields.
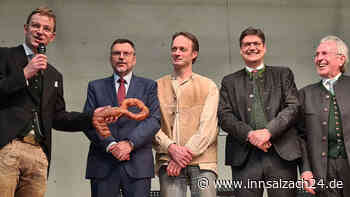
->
xmin=96 ymin=98 xmax=149 ymax=138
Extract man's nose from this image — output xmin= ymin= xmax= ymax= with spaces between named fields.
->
xmin=173 ymin=49 xmax=182 ymax=55
xmin=36 ymin=27 xmax=45 ymax=34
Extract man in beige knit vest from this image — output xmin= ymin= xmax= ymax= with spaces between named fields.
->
xmin=153 ymin=32 xmax=219 ymax=197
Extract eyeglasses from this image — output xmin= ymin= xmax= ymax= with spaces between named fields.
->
xmin=111 ymin=51 xmax=134 ymax=58
xmin=29 ymin=22 xmax=54 ymax=35
xmin=313 ymin=51 xmax=342 ymax=59
xmin=241 ymin=42 xmax=263 ymax=49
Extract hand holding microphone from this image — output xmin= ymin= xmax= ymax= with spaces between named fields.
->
xmin=37 ymin=43 xmax=46 ymax=75
xmin=23 ymin=43 xmax=48 ymax=79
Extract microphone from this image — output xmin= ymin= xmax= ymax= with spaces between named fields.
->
xmin=37 ymin=43 xmax=46 ymax=75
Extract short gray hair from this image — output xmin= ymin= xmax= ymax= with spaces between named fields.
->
xmin=320 ymin=35 xmax=349 ymax=73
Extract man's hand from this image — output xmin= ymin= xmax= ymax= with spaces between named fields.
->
xmin=248 ymin=129 xmax=272 ymax=152
xmin=255 ymin=141 xmax=272 ymax=152
xmin=23 ymin=54 xmax=47 ymax=79
xmin=168 ymin=144 xmax=192 ymax=168
xmin=301 ymin=171 xmax=316 ymax=195
xmin=166 ymin=159 xmax=182 ymax=176
xmin=92 ymin=106 xmax=113 ymax=138
xmin=109 ymin=141 xmax=133 ymax=161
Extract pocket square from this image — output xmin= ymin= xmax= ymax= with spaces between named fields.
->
xmin=54 ymin=81 xmax=59 ymax=87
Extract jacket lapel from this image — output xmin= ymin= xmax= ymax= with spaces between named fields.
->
xmin=12 ymin=46 xmax=40 ymax=105
xmin=126 ymin=74 xmax=139 ymax=99
xmin=106 ymin=76 xmax=118 ymax=107
xmin=40 ymin=66 xmax=56 ymax=108
xmin=11 ymin=45 xmax=28 ymax=69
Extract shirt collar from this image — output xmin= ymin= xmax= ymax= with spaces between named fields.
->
xmin=245 ymin=63 xmax=265 ymax=73
xmin=22 ymin=43 xmax=34 ymax=57
xmin=114 ymin=71 xmax=132 ymax=85
xmin=170 ymin=73 xmax=195 ymax=85
xmin=322 ymin=73 xmax=342 ymax=87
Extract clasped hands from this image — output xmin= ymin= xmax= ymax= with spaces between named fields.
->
xmin=109 ymin=141 xmax=133 ymax=161
xmin=166 ymin=143 xmax=193 ymax=177
xmin=247 ymin=128 xmax=272 ymax=152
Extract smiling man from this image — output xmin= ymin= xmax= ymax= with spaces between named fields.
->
xmin=299 ymin=36 xmax=350 ymax=197
xmin=0 ymin=6 xmax=109 ymax=197
xmin=154 ymin=32 xmax=219 ymax=197
xmin=218 ymin=27 xmax=301 ymax=197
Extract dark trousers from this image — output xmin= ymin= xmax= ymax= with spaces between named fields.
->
xmin=231 ymin=148 xmax=297 ymax=197
xmin=90 ymin=164 xmax=151 ymax=197
xmin=316 ymin=158 xmax=350 ymax=197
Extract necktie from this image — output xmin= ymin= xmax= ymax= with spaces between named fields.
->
xmin=250 ymin=70 xmax=267 ymax=130
xmin=117 ymin=78 xmax=126 ymax=105
xmin=252 ymin=70 xmax=258 ymax=80
xmin=328 ymin=81 xmax=335 ymax=95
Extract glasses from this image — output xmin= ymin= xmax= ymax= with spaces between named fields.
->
xmin=111 ymin=51 xmax=134 ymax=58
xmin=313 ymin=51 xmax=342 ymax=59
xmin=241 ymin=42 xmax=263 ymax=49
xmin=29 ymin=22 xmax=54 ymax=35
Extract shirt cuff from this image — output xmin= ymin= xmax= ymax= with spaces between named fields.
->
xmin=106 ymin=141 xmax=117 ymax=152
xmin=165 ymin=140 xmax=176 ymax=153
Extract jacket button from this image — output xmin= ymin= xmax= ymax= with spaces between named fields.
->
xmin=322 ymin=121 xmax=327 ymax=125
xmin=326 ymin=95 xmax=330 ymax=99
xmin=323 ymin=108 xmax=328 ymax=112
xmin=249 ymin=94 xmax=254 ymax=98
xmin=322 ymin=136 xmax=327 ymax=141
xmin=322 ymin=152 xmax=326 ymax=157
xmin=247 ymin=107 xmax=251 ymax=112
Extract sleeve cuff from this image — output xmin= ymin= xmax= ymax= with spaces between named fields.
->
xmin=106 ymin=141 xmax=117 ymax=152
xmin=164 ymin=140 xmax=176 ymax=153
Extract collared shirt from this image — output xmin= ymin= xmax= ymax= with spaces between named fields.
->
xmin=23 ymin=43 xmax=34 ymax=57
xmin=322 ymin=73 xmax=342 ymax=94
xmin=106 ymin=71 xmax=133 ymax=152
xmin=245 ymin=63 xmax=265 ymax=73
xmin=113 ymin=71 xmax=132 ymax=95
